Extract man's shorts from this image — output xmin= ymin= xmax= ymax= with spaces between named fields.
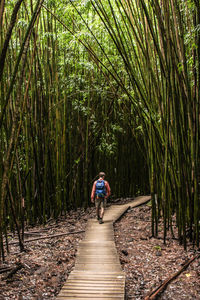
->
xmin=95 ymin=197 xmax=107 ymax=209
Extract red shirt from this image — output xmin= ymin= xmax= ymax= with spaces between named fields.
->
xmin=91 ymin=177 xmax=111 ymax=200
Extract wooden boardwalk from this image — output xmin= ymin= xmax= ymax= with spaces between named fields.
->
xmin=57 ymin=196 xmax=151 ymax=299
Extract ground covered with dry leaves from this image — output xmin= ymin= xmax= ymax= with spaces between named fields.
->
xmin=114 ymin=202 xmax=200 ymax=299
xmin=0 ymin=199 xmax=199 ymax=299
xmin=0 ymin=208 xmax=96 ymax=300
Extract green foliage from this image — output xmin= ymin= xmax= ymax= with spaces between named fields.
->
xmin=153 ymin=245 xmax=161 ymax=251
xmin=97 ymin=132 xmax=117 ymax=156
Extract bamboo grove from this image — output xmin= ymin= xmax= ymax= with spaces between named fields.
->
xmin=0 ymin=0 xmax=199 ymax=260
xmin=87 ymin=0 xmax=200 ymax=249
xmin=0 ymin=0 xmax=148 ymax=260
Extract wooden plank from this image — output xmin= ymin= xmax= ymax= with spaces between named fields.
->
xmin=64 ymin=281 xmax=124 ymax=286
xmin=62 ymin=284 xmax=124 ymax=293
xmin=57 ymin=296 xmax=124 ymax=299
xmin=58 ymin=291 xmax=124 ymax=295
xmin=67 ymin=273 xmax=124 ymax=278
xmin=69 ymin=274 xmax=125 ymax=281
xmin=74 ymin=264 xmax=122 ymax=272
xmin=76 ymin=259 xmax=118 ymax=263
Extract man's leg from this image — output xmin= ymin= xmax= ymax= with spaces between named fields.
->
xmin=95 ymin=198 xmax=101 ymax=220
xmin=100 ymin=207 xmax=104 ymax=219
xmin=96 ymin=207 xmax=100 ymax=220
xmin=99 ymin=198 xmax=106 ymax=224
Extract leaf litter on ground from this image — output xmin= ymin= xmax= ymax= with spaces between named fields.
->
xmin=114 ymin=203 xmax=200 ymax=300
xmin=0 ymin=207 xmax=96 ymax=300
xmin=0 ymin=199 xmax=199 ymax=299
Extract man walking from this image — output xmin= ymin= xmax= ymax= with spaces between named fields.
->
xmin=91 ymin=172 xmax=111 ymax=224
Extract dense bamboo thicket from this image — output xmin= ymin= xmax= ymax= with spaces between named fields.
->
xmin=0 ymin=0 xmax=148 ymax=260
xmin=0 ymin=0 xmax=199 ymax=260
xmin=88 ymin=0 xmax=200 ymax=249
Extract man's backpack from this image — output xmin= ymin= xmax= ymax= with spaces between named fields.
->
xmin=95 ymin=180 xmax=106 ymax=198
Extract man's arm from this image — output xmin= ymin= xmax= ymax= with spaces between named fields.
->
xmin=91 ymin=181 xmax=96 ymax=203
xmin=105 ymin=181 xmax=111 ymax=198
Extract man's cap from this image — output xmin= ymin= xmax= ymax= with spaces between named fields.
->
xmin=99 ymin=172 xmax=106 ymax=177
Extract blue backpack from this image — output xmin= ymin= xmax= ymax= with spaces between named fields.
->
xmin=95 ymin=180 xmax=106 ymax=198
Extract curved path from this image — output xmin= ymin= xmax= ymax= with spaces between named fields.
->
xmin=57 ymin=196 xmax=151 ymax=299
